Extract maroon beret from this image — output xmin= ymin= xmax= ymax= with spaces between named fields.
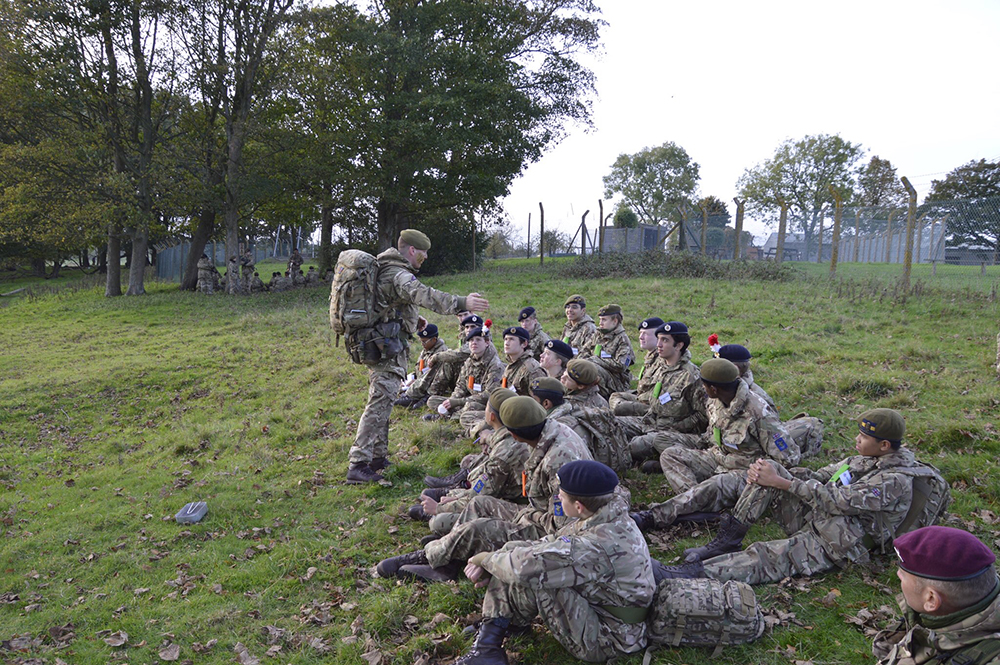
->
xmin=894 ymin=526 xmax=996 ymax=581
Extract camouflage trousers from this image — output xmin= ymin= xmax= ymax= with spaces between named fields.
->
xmin=630 ymin=430 xmax=703 ymax=464
xmin=403 ymin=366 xmax=437 ymax=399
xmin=658 ymin=445 xmax=744 ymax=494
xmin=197 ymin=275 xmax=214 ymax=294
xmin=458 ymin=409 xmax=488 ymax=437
xmin=426 ymin=358 xmax=464 ymax=398
xmin=609 ymin=392 xmax=648 ymax=417
xmin=594 ymin=365 xmax=631 ymax=401
xmin=425 ymin=495 xmax=545 ymax=568
xmin=348 ymin=348 xmax=408 ymax=465
xmin=483 ymin=579 xmax=646 ymax=663
xmin=703 ymin=528 xmax=841 ymax=586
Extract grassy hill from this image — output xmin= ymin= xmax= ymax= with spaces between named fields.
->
xmin=1 ymin=259 xmax=998 ymax=664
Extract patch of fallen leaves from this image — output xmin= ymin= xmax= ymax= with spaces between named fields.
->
xmin=845 ymin=604 xmax=898 ymax=638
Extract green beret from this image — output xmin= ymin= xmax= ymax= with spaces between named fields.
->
xmin=499 ymin=396 xmax=548 ymax=429
xmin=399 ymin=229 xmax=431 ymax=251
xmin=530 ymin=377 xmax=565 ymax=396
xmin=598 ymin=304 xmax=622 ymax=317
xmin=487 ymin=387 xmax=517 ymax=412
xmin=564 ymin=294 xmax=586 ymax=308
xmin=858 ymin=408 xmax=905 ymax=443
xmin=700 ymin=358 xmax=740 ymax=385
xmin=566 ymin=358 xmax=599 ymax=385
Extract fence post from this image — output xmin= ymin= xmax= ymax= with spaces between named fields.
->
xmin=885 ymin=210 xmax=897 ymax=263
xmin=699 ymin=203 xmax=708 ymax=256
xmin=915 ymin=213 xmax=926 ymax=263
xmin=598 ymin=200 xmax=604 ymax=253
xmin=776 ymin=199 xmax=788 ymax=264
xmin=901 ymin=176 xmax=917 ymax=288
xmin=538 ymin=202 xmax=544 ymax=266
xmin=580 ymin=210 xmax=589 ymax=256
xmin=933 ymin=214 xmax=949 ymax=263
xmin=471 ymin=214 xmax=476 ymax=271
xmin=733 ymin=198 xmax=745 ymax=260
xmin=816 ymin=208 xmax=825 ymax=263
xmin=853 ymin=209 xmax=861 ymax=262
xmin=829 ymin=187 xmax=843 ymax=278
xmin=526 ymin=213 xmax=531 ymax=259
xmin=676 ymin=205 xmax=689 ymax=251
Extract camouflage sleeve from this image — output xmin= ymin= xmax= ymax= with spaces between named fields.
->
xmin=577 ymin=330 xmax=598 ymax=358
xmin=392 ymin=271 xmax=465 ymax=315
xmin=758 ymin=413 xmax=800 ymax=467
xmin=449 ymin=361 xmax=475 ymax=400
xmin=466 ymin=441 xmax=525 ymax=498
xmin=786 ymin=470 xmax=913 ymax=517
xmin=667 ymin=382 xmax=708 ymax=433
xmin=433 ymin=348 xmax=468 ymax=366
xmin=485 ymin=359 xmax=505 ymax=391
xmin=482 ymin=536 xmax=608 ymax=589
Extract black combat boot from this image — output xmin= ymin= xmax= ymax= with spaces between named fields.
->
xmin=398 ymin=561 xmax=462 ymax=582
xmin=408 ymin=396 xmax=428 ymax=409
xmin=376 ymin=549 xmax=428 ymax=578
xmin=408 ymin=504 xmax=431 ymax=522
xmin=369 ymin=457 xmax=391 ymax=472
xmin=346 ymin=462 xmax=384 ymax=484
xmin=629 ymin=510 xmax=655 ymax=532
xmin=640 ymin=460 xmax=662 ymax=474
xmin=424 ymin=468 xmax=469 ymax=489
xmin=420 ymin=487 xmax=449 ymax=502
xmin=682 ymin=513 xmax=750 ymax=563
xmin=422 ymin=413 xmax=442 ymax=422
xmin=651 ymin=559 xmax=706 ymax=583
xmin=674 ymin=511 xmax=721 ymax=524
xmin=394 ymin=395 xmax=419 ymax=407
xmin=454 ymin=618 xmax=511 ymax=665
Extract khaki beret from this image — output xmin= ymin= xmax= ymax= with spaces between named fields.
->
xmin=530 ymin=377 xmax=565 ymax=396
xmin=700 ymin=358 xmax=740 ymax=385
xmin=566 ymin=358 xmax=599 ymax=385
xmin=499 ymin=396 xmax=548 ymax=429
xmin=488 ymin=387 xmax=517 ymax=412
xmin=598 ymin=304 xmax=622 ymax=317
xmin=564 ymin=294 xmax=586 ymax=308
xmin=399 ymin=229 xmax=431 ymax=251
xmin=859 ymin=408 xmax=905 ymax=443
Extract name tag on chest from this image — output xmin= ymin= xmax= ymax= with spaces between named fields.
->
xmin=658 ymin=392 xmax=672 ymax=405
xmin=600 ymin=350 xmax=612 ymax=358
xmin=472 ymin=383 xmax=483 ymax=392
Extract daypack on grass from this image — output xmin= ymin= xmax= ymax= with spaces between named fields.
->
xmin=784 ymin=414 xmax=824 ymax=460
xmin=329 ymin=250 xmax=397 ymax=364
xmin=893 ymin=462 xmax=951 ymax=536
xmin=557 ymin=404 xmax=630 ymax=476
xmin=645 ymin=578 xmax=765 ymax=659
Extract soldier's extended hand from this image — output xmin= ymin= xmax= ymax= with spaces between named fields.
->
xmin=465 ymin=293 xmax=489 ymax=313
xmin=417 ymin=316 xmax=428 ymax=331
xmin=419 ymin=495 xmax=439 ymax=516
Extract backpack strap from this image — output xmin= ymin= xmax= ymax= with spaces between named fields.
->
xmin=941 ymin=638 xmax=1000 ymax=665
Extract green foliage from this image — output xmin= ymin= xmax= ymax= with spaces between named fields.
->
xmin=558 ymin=251 xmax=797 ymax=281
xmin=854 ymin=156 xmax=908 ymax=208
xmin=613 ymin=206 xmax=639 ymax=228
xmin=603 ymin=141 xmax=700 ymax=224
xmin=927 ymin=159 xmax=1000 ymax=201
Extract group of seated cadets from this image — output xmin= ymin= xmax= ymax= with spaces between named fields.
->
xmin=376 ymin=294 xmax=961 ymax=665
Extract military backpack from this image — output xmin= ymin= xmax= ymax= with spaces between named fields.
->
xmin=555 ymin=405 xmax=630 ymax=476
xmin=329 ymin=250 xmax=399 ymax=365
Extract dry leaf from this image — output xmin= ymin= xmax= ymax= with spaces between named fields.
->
xmin=361 ymin=650 xmax=383 ymax=665
xmin=265 ymin=645 xmax=282 ymax=658
xmin=341 ymin=636 xmax=358 ymax=645
xmin=103 ymin=631 xmax=129 ymax=647
xmin=159 ymin=643 xmax=181 ymax=661
xmin=192 ymin=639 xmax=217 ymax=653
xmin=302 ymin=566 xmax=318 ymax=581
xmin=134 ymin=588 xmax=150 ymax=596
xmin=817 ymin=588 xmax=841 ymax=608
xmin=234 ymin=642 xmax=260 ymax=665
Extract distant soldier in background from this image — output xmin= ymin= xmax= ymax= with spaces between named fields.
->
xmin=249 ymin=271 xmax=266 ymax=293
xmin=240 ymin=248 xmax=255 ymax=283
xmin=196 ymin=253 xmax=217 ymax=294
xmin=306 ymin=266 xmax=320 ymax=285
xmin=288 ymin=248 xmax=303 ymax=276
xmin=226 ymin=255 xmax=242 ymax=293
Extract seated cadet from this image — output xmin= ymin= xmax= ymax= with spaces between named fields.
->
xmin=416 ymin=389 xmax=528 ymax=537
xmin=651 ymin=409 xmax=948 ymax=586
xmin=305 ymin=265 xmax=319 ymax=285
xmin=517 ymin=307 xmax=550 ymax=360
xmin=395 ymin=324 xmax=448 ymax=408
xmin=578 ymin=304 xmax=635 ymax=399
xmin=873 ymin=526 xmax=1000 ymax=665
xmin=459 ymin=326 xmax=545 ymax=436
xmin=561 ymin=294 xmax=596 ymax=355
xmin=426 ymin=324 xmax=504 ymax=421
xmin=377 ymin=397 xmax=592 ymax=583
xmin=651 ymin=358 xmax=799 ymax=489
xmin=714 ymin=342 xmax=774 ymax=408
xmin=539 ymin=339 xmax=573 ymax=379
xmin=610 ymin=317 xmax=665 ymax=416
xmin=627 ymin=322 xmax=708 ymax=466
xmin=456 ymin=460 xmax=655 ymax=665
xmin=538 ymin=377 xmax=630 ymax=476
xmin=423 ymin=312 xmax=478 ymax=398
xmin=561 ymin=358 xmax=609 ymax=409
xmin=249 ymin=271 xmax=266 ymax=293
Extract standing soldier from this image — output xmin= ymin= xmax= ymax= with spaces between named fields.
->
xmin=578 ymin=303 xmax=635 ymax=399
xmin=240 ymin=248 xmax=255 ymax=283
xmin=518 ymin=306 xmax=550 ymax=360
xmin=561 ymin=294 xmax=596 ymax=355
xmin=288 ymin=247 xmax=303 ymax=276
xmin=346 ymin=229 xmax=488 ymax=484
xmin=196 ymin=253 xmax=217 ymax=294
xmin=226 ymin=255 xmax=242 ymax=293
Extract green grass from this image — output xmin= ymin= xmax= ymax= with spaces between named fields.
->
xmin=1 ymin=261 xmax=998 ymax=664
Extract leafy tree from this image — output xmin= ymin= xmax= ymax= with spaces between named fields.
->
xmin=737 ymin=133 xmax=865 ymax=260
xmin=927 ymin=159 xmax=1000 ymax=201
xmin=612 ymin=206 xmax=639 ymax=228
xmin=855 ymin=156 xmax=908 ymax=209
xmin=924 ymin=158 xmax=1000 ymax=259
xmin=603 ymin=141 xmax=700 ymax=225
xmin=698 ymin=195 xmax=730 ymax=228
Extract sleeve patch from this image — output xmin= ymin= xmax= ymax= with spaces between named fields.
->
xmin=473 ymin=474 xmax=487 ymax=493
xmin=774 ymin=434 xmax=788 ymax=451
xmin=553 ymin=500 xmax=564 ymax=517
xmin=560 ymin=536 xmax=572 ymax=543
xmin=871 ymin=487 xmax=881 ymax=497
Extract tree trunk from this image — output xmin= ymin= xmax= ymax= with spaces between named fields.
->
xmin=126 ymin=228 xmax=148 ymax=295
xmin=49 ymin=260 xmax=62 ymax=279
xmin=377 ymin=198 xmax=402 ymax=251
xmin=98 ymin=243 xmax=108 ymax=274
xmin=106 ymin=225 xmax=122 ymax=297
xmin=181 ymin=208 xmax=216 ymax=290
xmin=319 ymin=200 xmax=334 ymax=274
xmin=80 ymin=250 xmax=90 ymax=268
xmin=30 ymin=258 xmax=46 ymax=277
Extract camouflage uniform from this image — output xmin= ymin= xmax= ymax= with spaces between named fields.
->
xmin=657 ymin=379 xmax=800 ymax=493
xmin=402 ymin=337 xmax=448 ymax=399
xmin=249 ymin=274 xmax=265 ymax=293
xmin=240 ymin=253 xmax=254 ymax=283
xmin=348 ymin=248 xmax=466 ymax=465
xmin=425 ymin=327 xmax=471 ymax=398
xmin=429 ymin=427 xmax=529 ymax=535
xmin=701 ymin=449 xmax=920 ymax=585
xmin=873 ymin=582 xmax=1000 ymax=665
xmin=579 ymin=323 xmax=635 ymax=398
xmin=627 ymin=351 xmax=707 ymax=459
xmin=226 ymin=257 xmax=243 ymax=293
xmin=546 ymin=402 xmax=630 ymax=476
xmin=527 ymin=324 xmax=551 ymax=360
xmin=477 ymin=496 xmax=655 ymax=662
xmin=305 ymin=268 xmax=319 ymax=285
xmin=610 ymin=351 xmax=665 ymax=416
xmin=424 ymin=419 xmax=592 ymax=568
xmin=427 ymin=344 xmax=504 ymax=416
xmin=287 ymin=250 xmax=303 ymax=276
xmin=566 ymin=383 xmax=609 ymax=409
xmin=196 ymin=256 xmax=216 ymax=294
xmin=459 ymin=354 xmax=545 ymax=433
xmin=562 ymin=315 xmax=597 ymax=356
xmin=743 ymin=368 xmax=775 ymax=409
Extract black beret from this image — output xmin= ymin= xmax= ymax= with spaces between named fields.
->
xmin=499 ymin=396 xmax=548 ymax=429
xmin=655 ymin=321 xmax=689 ymax=337
xmin=564 ymin=294 xmax=586 ymax=308
xmin=518 ymin=307 xmax=536 ymax=321
xmin=718 ymin=344 xmax=752 ymax=362
xmin=558 ymin=460 xmax=619 ymax=497
xmin=466 ymin=326 xmax=488 ymax=339
xmin=417 ymin=324 xmax=439 ymax=339
xmin=639 ymin=317 xmax=664 ymax=331
xmin=503 ymin=326 xmax=530 ymax=342
xmin=700 ymin=358 xmax=740 ymax=384
xmin=894 ymin=526 xmax=996 ymax=581
xmin=859 ymin=408 xmax=905 ymax=443
xmin=598 ymin=304 xmax=622 ymax=317
xmin=461 ymin=314 xmax=484 ymax=327
xmin=545 ymin=339 xmax=574 ymax=360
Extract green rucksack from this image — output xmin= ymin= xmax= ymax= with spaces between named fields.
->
xmin=329 ymin=250 xmax=400 ymax=365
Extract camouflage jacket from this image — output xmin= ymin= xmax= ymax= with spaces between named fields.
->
xmin=430 ymin=326 xmax=471 ymax=368
xmin=580 ymin=323 xmax=635 ymax=377
xmin=514 ymin=419 xmax=592 ymax=534
xmin=249 ymin=275 xmax=265 ymax=293
xmin=635 ymin=351 xmax=667 ymax=402
xmin=546 ymin=402 xmax=630 ymax=476
xmin=873 ymin=582 xmax=1000 ymax=665
xmin=528 ymin=324 xmax=551 ymax=360
xmin=641 ymin=351 xmax=707 ymax=434
xmin=448 ymin=344 xmax=505 ymax=409
xmin=500 ymin=354 xmax=546 ymax=395
xmin=562 ymin=315 xmax=597 ymax=355
xmin=447 ymin=427 xmax=529 ymax=502
xmin=414 ymin=338 xmax=448 ymax=377
xmin=375 ymin=248 xmax=466 ymax=335
xmin=567 ymin=383 xmax=609 ymax=409
xmin=787 ymin=448 xmax=919 ymax=557
xmin=480 ymin=497 xmax=655 ymax=654
xmin=702 ymin=379 xmax=800 ymax=471
xmin=743 ymin=369 xmax=775 ymax=409
xmin=196 ymin=257 xmax=216 ymax=277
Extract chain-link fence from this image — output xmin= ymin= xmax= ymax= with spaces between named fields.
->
xmin=154 ymin=241 xmax=296 ymax=281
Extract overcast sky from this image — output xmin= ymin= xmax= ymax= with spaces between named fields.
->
xmin=500 ymin=0 xmax=1000 ymax=244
